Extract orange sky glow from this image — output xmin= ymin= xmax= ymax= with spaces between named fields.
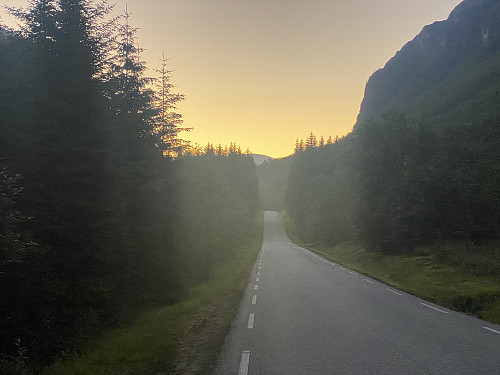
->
xmin=2 ymin=0 xmax=462 ymax=158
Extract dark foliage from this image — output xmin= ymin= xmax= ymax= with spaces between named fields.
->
xmin=174 ymin=149 xmax=260 ymax=287
xmin=0 ymin=1 xmax=259 ymax=371
xmin=286 ymin=135 xmax=358 ymax=246
xmin=286 ymin=112 xmax=500 ymax=253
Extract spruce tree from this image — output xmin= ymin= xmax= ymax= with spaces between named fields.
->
xmin=7 ymin=0 xmax=115 ymax=360
xmin=154 ymin=52 xmax=186 ymax=156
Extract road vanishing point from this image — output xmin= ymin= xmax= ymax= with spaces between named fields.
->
xmin=214 ymin=211 xmax=500 ymax=375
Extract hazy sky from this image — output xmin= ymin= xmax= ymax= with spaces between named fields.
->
xmin=2 ymin=0 xmax=462 ymax=157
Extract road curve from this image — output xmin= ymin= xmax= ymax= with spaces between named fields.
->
xmin=214 ymin=211 xmax=500 ymax=374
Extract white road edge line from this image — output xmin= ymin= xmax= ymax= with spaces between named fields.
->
xmin=482 ymin=326 xmax=500 ymax=335
xmin=247 ymin=313 xmax=255 ymax=329
xmin=252 ymin=295 xmax=257 ymax=305
xmin=420 ymin=302 xmax=449 ymax=314
xmin=386 ymin=288 xmax=403 ymax=296
xmin=256 ymin=276 xmax=260 ymax=282
xmin=364 ymin=279 xmax=375 ymax=284
xmin=239 ymin=351 xmax=251 ymax=375
xmin=349 ymin=271 xmax=358 ymax=275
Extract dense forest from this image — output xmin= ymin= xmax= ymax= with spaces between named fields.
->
xmin=287 ymin=113 xmax=500 ymax=252
xmin=0 ymin=1 xmax=259 ymax=372
xmin=286 ymin=0 xmax=500 ymax=258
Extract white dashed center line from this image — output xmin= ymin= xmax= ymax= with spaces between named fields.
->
xmin=247 ymin=313 xmax=255 ymax=329
xmin=239 ymin=351 xmax=251 ymax=375
xmin=252 ymin=295 xmax=257 ymax=305
xmin=254 ymin=285 xmax=258 ymax=290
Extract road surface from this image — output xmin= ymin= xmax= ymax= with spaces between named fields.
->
xmin=214 ymin=211 xmax=500 ymax=374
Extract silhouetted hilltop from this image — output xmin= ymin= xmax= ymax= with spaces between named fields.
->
xmin=357 ymin=0 xmax=500 ymax=126
xmin=251 ymin=154 xmax=274 ymax=165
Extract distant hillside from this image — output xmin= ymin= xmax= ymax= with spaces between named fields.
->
xmin=251 ymin=154 xmax=274 ymax=166
xmin=357 ymin=0 xmax=500 ymax=127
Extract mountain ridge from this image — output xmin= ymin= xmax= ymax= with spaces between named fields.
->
xmin=356 ymin=0 xmax=500 ymax=126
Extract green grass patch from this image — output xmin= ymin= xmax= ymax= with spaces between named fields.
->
xmin=280 ymin=212 xmax=500 ymax=324
xmin=45 ymin=213 xmax=264 ymax=375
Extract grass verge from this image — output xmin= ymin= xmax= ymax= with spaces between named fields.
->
xmin=46 ymin=213 xmax=264 ymax=375
xmin=280 ymin=212 xmax=500 ymax=325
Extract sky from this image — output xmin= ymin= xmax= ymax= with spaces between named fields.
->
xmin=1 ymin=0 xmax=462 ymax=158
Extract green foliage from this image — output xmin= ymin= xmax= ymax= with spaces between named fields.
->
xmin=0 ymin=0 xmax=260 ymax=373
xmin=0 ymin=0 xmax=259 ymax=371
xmin=286 ymin=137 xmax=359 ymax=246
xmin=45 ymin=214 xmax=263 ymax=375
xmin=173 ymin=151 xmax=260 ymax=287
xmin=285 ymin=109 xmax=499 ymax=254
xmin=356 ymin=112 xmax=500 ymax=251
xmin=349 ymin=1 xmax=500 ymax=252
xmin=0 ymin=166 xmax=29 ymax=264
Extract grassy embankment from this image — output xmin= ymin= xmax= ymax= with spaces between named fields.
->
xmin=46 ymin=213 xmax=264 ymax=375
xmin=280 ymin=212 xmax=500 ymax=325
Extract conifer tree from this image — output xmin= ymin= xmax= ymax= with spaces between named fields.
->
xmin=154 ymin=52 xmax=187 ymax=156
xmin=4 ymin=0 xmax=116 ymax=362
xmin=294 ymin=138 xmax=301 ymax=153
xmin=306 ymin=132 xmax=317 ymax=149
xmin=107 ymin=4 xmax=155 ymax=145
xmin=319 ymin=135 xmax=325 ymax=147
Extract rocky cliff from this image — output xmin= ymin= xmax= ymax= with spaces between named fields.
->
xmin=356 ymin=0 xmax=500 ymax=126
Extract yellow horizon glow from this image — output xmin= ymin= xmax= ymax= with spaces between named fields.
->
xmin=1 ymin=0 xmax=462 ymax=158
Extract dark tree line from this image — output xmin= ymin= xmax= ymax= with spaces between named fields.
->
xmin=0 ymin=1 xmax=259 ymax=371
xmin=287 ymin=133 xmax=358 ymax=246
xmin=174 ymin=147 xmax=259 ymax=287
xmin=286 ymin=111 xmax=500 ymax=252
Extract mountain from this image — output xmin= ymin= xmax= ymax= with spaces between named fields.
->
xmin=251 ymin=154 xmax=274 ymax=166
xmin=356 ymin=0 xmax=500 ymax=127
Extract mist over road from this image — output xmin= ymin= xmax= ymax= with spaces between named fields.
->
xmin=214 ymin=211 xmax=500 ymax=374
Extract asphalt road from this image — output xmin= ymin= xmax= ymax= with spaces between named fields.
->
xmin=213 ymin=211 xmax=500 ymax=375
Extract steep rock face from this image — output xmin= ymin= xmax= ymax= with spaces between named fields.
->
xmin=356 ymin=0 xmax=500 ymax=125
